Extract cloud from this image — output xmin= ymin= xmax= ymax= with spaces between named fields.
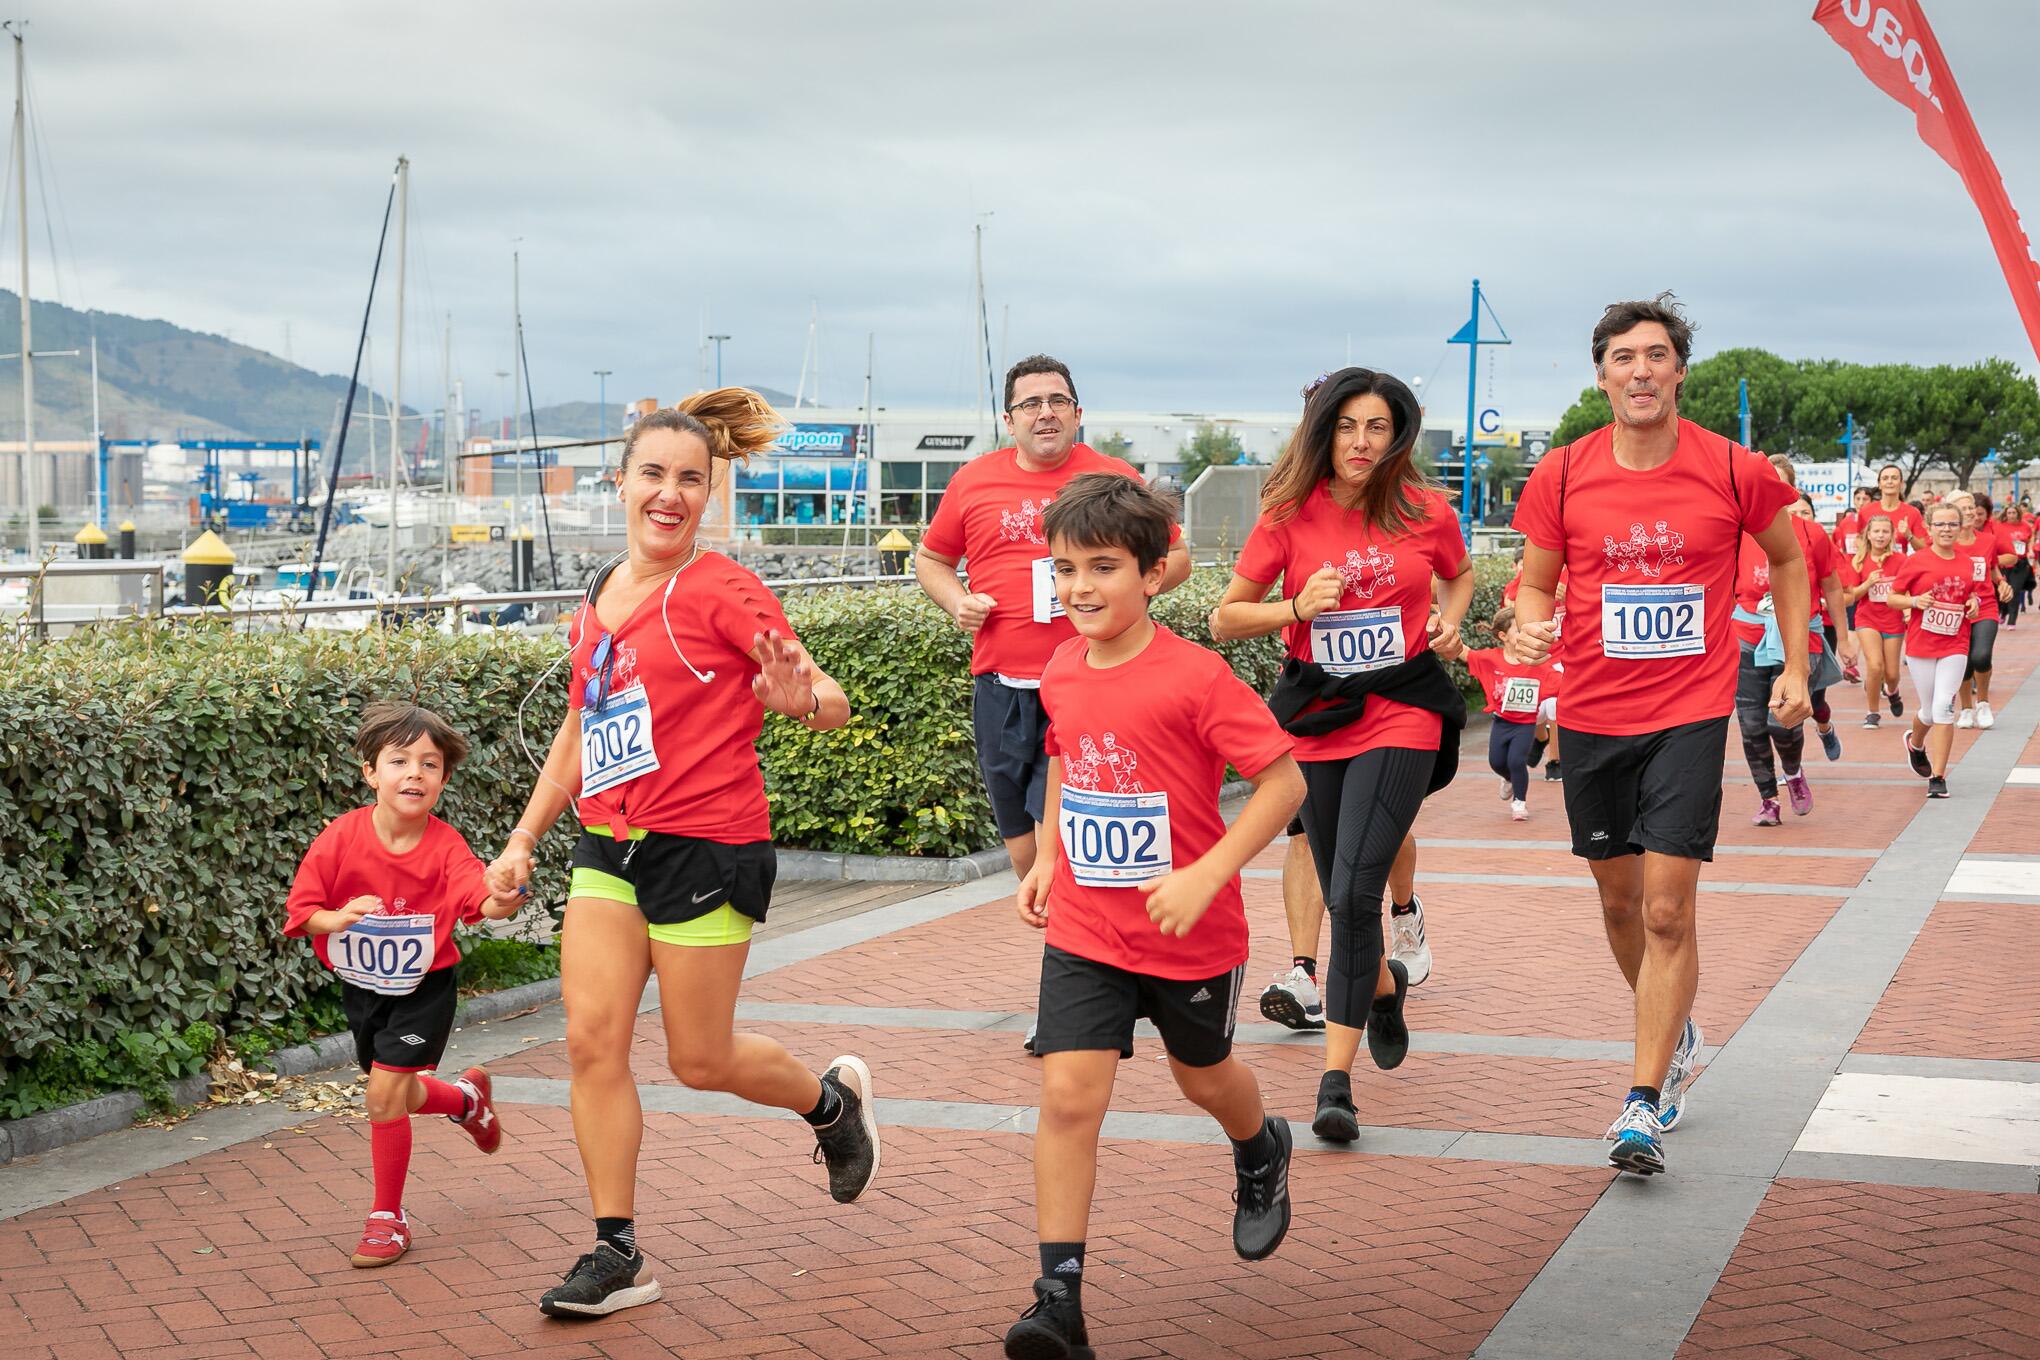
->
xmin=16 ymin=0 xmax=2039 ymax=430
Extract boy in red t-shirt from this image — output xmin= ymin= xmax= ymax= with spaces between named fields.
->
xmin=1463 ymin=606 xmax=1563 ymax=821
xmin=284 ymin=702 xmax=524 ymax=1268
xmin=1003 ymin=474 xmax=1305 ymax=1359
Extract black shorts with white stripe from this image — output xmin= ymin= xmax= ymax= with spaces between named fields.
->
xmin=1032 ymin=944 xmax=1244 ymax=1068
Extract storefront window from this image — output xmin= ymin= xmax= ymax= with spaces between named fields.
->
xmin=882 ymin=461 xmax=922 ymax=490
xmin=735 ymin=493 xmax=776 ymax=525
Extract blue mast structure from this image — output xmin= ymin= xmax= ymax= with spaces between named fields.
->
xmin=1447 ymin=279 xmax=1511 ymax=543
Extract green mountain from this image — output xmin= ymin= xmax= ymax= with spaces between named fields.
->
xmin=0 ymin=291 xmax=361 ymax=442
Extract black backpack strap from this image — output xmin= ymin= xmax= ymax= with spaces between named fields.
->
xmin=583 ymin=553 xmax=626 ymax=611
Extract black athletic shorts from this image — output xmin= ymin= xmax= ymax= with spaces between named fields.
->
xmin=1557 ymin=716 xmax=1727 ymax=862
xmin=344 ymin=964 xmax=458 ymax=1072
xmin=1285 ymin=813 xmax=1306 ymax=838
xmin=570 ymin=829 xmax=776 ymax=927
xmin=972 ymin=674 xmax=1049 ymax=839
xmin=1034 ymin=945 xmax=1244 ymax=1068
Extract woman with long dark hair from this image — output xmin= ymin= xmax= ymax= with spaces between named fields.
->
xmin=1951 ymin=490 xmax=2012 ymax=729
xmin=1212 ymin=368 xmax=1471 ymax=1142
xmin=2000 ymin=501 xmax=2034 ymax=627
xmin=487 ymin=389 xmax=878 ymax=1320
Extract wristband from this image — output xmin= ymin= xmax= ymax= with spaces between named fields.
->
xmin=1291 ymin=597 xmax=1302 ymax=623
xmin=507 ymin=827 xmax=537 ymax=847
xmin=804 ymin=692 xmax=822 ymax=722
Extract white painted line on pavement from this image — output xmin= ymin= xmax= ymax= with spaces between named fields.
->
xmin=1946 ymin=858 xmax=2040 ymax=898
xmin=2004 ymin=767 xmax=2040 ymax=786
xmin=1796 ymin=1073 xmax=2040 ymax=1167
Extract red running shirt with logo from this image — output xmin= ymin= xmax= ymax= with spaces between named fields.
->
xmin=1891 ymin=548 xmax=1986 ymax=659
xmin=923 ymin=444 xmax=1174 ymax=681
xmin=1512 ymin=421 xmax=1796 ymax=736
xmin=284 ymin=807 xmax=487 ymax=973
xmin=1841 ymin=549 xmax=1907 ymax=635
xmin=1462 ymin=647 xmax=1563 ymax=724
xmin=1235 ymin=483 xmax=1468 ymax=762
xmin=1039 ymin=626 xmax=1293 ymax=980
xmin=1731 ymin=516 xmax=1834 ymax=650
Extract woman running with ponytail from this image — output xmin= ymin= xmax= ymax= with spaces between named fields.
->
xmin=488 ymin=389 xmax=878 ymax=1321
xmin=1843 ymin=514 xmax=1907 ymax=728
xmin=1888 ymin=501 xmax=1984 ymax=798
xmin=2000 ymin=501 xmax=2034 ymax=627
xmin=1214 ymin=368 xmax=1471 ymax=1144
xmin=1862 ymin=463 xmax=1927 ymax=552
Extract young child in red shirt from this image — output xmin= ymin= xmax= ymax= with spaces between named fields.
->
xmin=1004 ymin=473 xmax=1306 ymax=1359
xmin=284 ymin=702 xmax=524 ymax=1268
xmin=1463 ymin=606 xmax=1564 ymax=821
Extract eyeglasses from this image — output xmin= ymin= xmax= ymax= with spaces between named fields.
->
xmin=1007 ymin=394 xmax=1075 ymax=416
xmin=583 ymin=632 xmax=616 ymax=713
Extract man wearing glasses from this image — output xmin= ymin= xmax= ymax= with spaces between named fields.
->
xmin=917 ymin=355 xmax=1191 ymax=1035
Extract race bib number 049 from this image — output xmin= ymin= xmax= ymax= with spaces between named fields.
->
xmin=1309 ymin=605 xmax=1404 ymax=675
xmin=1602 ymin=583 xmax=1705 ymax=659
xmin=1499 ymin=676 xmax=1541 ymax=715
xmin=1059 ymin=786 xmax=1171 ymax=887
xmin=581 ymin=684 xmax=660 ymax=799
xmin=328 ymin=913 xmax=435 ymax=996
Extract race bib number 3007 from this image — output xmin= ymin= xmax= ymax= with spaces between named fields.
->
xmin=328 ymin=913 xmax=435 ymax=996
xmin=1602 ymin=583 xmax=1705 ymax=659
xmin=1059 ymin=786 xmax=1171 ymax=887
xmin=581 ymin=685 xmax=660 ymax=799
xmin=1309 ymin=605 xmax=1404 ymax=675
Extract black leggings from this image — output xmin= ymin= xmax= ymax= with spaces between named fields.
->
xmin=1488 ymin=720 xmax=1537 ymax=800
xmin=1299 ymin=746 xmax=1435 ymax=1030
xmin=1736 ymin=645 xmax=1803 ymax=799
xmin=1964 ymin=619 xmax=1999 ymax=680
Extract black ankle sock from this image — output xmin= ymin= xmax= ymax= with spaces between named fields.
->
xmin=1390 ymin=899 xmax=1415 ymax=916
xmin=1291 ymin=956 xmax=1316 ymax=979
xmin=595 ymin=1217 xmax=636 ymax=1256
xmin=1231 ymin=1120 xmax=1278 ymax=1168
xmin=1039 ymin=1241 xmax=1085 ymax=1295
xmin=801 ymin=1077 xmax=843 ymax=1129
xmin=1627 ymin=1085 xmax=1661 ymax=1108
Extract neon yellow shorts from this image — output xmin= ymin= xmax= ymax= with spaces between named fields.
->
xmin=568 ymin=865 xmax=754 ymax=946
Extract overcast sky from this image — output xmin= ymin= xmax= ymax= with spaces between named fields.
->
xmin=19 ymin=1 xmax=2040 ymax=429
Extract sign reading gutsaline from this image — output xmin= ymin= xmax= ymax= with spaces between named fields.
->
xmin=917 ymin=434 xmax=973 ymax=451
xmin=771 ymin=423 xmax=862 ymax=456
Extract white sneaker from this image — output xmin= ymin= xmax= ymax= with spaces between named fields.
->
xmin=1658 ymin=1017 xmax=1704 ymax=1132
xmin=1257 ymin=965 xmax=1325 ymax=1030
xmin=1977 ymin=702 xmax=1995 ymax=730
xmin=1387 ymin=894 xmax=1433 ymax=987
xmin=1510 ymin=799 xmax=1529 ymax=822
xmin=1498 ymin=779 xmax=1512 ymax=800
xmin=1957 ymin=708 xmax=1976 ymax=729
xmin=1605 ymin=1098 xmax=1666 ymax=1176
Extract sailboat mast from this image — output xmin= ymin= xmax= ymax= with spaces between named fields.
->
xmin=441 ymin=311 xmax=452 ymax=495
xmin=972 ymin=223 xmax=984 ymax=444
xmin=13 ymin=27 xmax=35 ymax=558
xmin=388 ymin=155 xmax=407 ymax=590
xmin=509 ymin=249 xmax=521 ymax=541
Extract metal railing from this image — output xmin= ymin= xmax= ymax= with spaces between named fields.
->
xmin=2 ymin=560 xmax=169 ymax=638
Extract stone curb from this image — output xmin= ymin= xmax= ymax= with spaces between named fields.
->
xmin=0 ymin=978 xmax=566 ymax=1164
xmin=776 ymin=844 xmax=1013 ymax=883
xmin=0 ymin=1072 xmax=211 ymax=1166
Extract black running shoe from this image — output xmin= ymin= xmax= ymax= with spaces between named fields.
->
xmin=1232 ymin=1116 xmax=1293 ymax=1261
xmin=1366 ymin=959 xmax=1411 ymax=1070
xmin=812 ymin=1055 xmax=880 ymax=1203
xmin=1905 ymin=731 xmax=1932 ymax=778
xmin=1544 ymin=761 xmax=1563 ymax=782
xmin=1311 ymin=1070 xmax=1359 ymax=1143
xmin=539 ymin=1243 xmax=663 ymax=1318
xmin=1004 ymin=1278 xmax=1093 ymax=1360
xmin=1887 ymin=687 xmax=1903 ymax=717
xmin=1928 ymin=776 xmax=1950 ymax=799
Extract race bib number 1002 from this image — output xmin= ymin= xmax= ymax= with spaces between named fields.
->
xmin=581 ymin=685 xmax=660 ymax=799
xmin=1602 ymin=583 xmax=1705 ymax=659
xmin=1059 ymin=786 xmax=1171 ymax=888
xmin=328 ymin=913 xmax=436 ymax=996
xmin=1309 ymin=605 xmax=1404 ymax=675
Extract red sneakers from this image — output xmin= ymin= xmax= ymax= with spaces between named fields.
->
xmin=351 ymin=1211 xmax=410 ymax=1268
xmin=453 ymin=1067 xmax=502 ymax=1155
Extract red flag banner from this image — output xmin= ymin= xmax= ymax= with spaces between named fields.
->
xmin=1813 ymin=0 xmax=2040 ymax=365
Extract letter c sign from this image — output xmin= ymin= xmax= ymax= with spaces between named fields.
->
xmin=1478 ymin=408 xmax=1501 ymax=435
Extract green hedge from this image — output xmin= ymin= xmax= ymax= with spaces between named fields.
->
xmin=0 ymin=559 xmax=1501 ymax=1105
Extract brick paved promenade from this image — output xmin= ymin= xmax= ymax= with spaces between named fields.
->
xmin=7 ymin=632 xmax=2040 ymax=1358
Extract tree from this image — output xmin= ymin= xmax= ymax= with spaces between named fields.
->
xmin=1177 ymin=422 xmax=1247 ymax=489
xmin=1094 ymin=430 xmax=1134 ymax=462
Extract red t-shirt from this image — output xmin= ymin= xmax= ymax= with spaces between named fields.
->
xmin=1236 ymin=484 xmax=1468 ymax=762
xmin=1960 ymin=527 xmax=2005 ymax=622
xmin=922 ymin=444 xmax=1173 ymax=681
xmin=568 ymin=552 xmax=794 ymax=843
xmin=1731 ymin=517 xmax=1833 ymax=650
xmin=1512 ymin=421 xmax=1797 ymax=736
xmin=1463 ymin=647 xmax=1562 ymax=723
xmin=1862 ymin=501 xmax=1927 ymax=551
xmin=284 ymin=807 xmax=486 ymax=975
xmin=1892 ymin=548 xmax=1984 ymax=659
xmin=1832 ymin=511 xmax=1862 ymax=558
xmin=1841 ymin=549 xmax=1906 ymax=635
xmin=2001 ymin=518 xmax=2033 ymax=561
xmin=1039 ymin=626 xmax=1293 ymax=980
